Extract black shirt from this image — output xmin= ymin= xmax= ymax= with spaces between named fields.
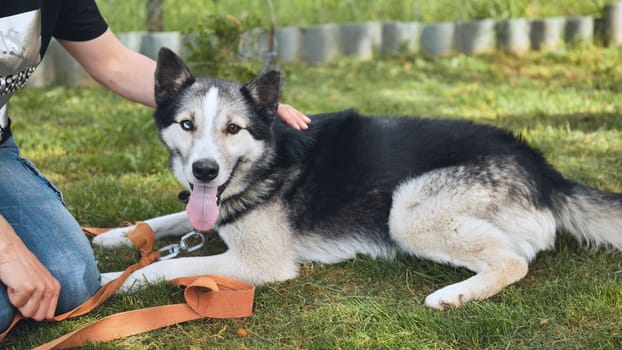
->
xmin=1 ymin=0 xmax=109 ymax=58
xmin=0 ymin=0 xmax=108 ymax=142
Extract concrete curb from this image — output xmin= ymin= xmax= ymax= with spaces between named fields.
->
xmin=275 ymin=27 xmax=302 ymax=63
xmin=300 ymin=24 xmax=340 ymax=65
xmin=565 ymin=16 xmax=594 ymax=44
xmin=495 ymin=18 xmax=531 ymax=55
xmin=455 ymin=19 xmax=496 ymax=55
xmin=530 ymin=17 xmax=566 ymax=51
xmin=340 ymin=22 xmax=381 ymax=60
xmin=381 ymin=22 xmax=422 ymax=54
xmin=421 ymin=22 xmax=455 ymax=57
xmin=605 ymin=2 xmax=622 ymax=45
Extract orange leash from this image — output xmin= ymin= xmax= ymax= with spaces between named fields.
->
xmin=0 ymin=222 xmax=255 ymax=349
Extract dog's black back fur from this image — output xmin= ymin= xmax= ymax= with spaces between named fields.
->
xmin=265 ymin=109 xmax=574 ymax=241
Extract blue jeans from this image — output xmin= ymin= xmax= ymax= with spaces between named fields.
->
xmin=0 ymin=136 xmax=101 ymax=332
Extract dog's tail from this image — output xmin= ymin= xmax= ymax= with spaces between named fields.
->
xmin=554 ymin=183 xmax=622 ymax=251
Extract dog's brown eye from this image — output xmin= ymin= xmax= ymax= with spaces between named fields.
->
xmin=226 ymin=123 xmax=241 ymax=135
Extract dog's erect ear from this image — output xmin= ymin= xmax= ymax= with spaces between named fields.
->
xmin=154 ymin=47 xmax=195 ymax=106
xmin=241 ymin=70 xmax=282 ymax=120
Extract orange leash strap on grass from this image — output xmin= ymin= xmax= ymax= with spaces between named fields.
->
xmin=0 ymin=222 xmax=158 ymax=343
xmin=0 ymin=222 xmax=255 ymax=349
xmin=33 ymin=275 xmax=255 ymax=350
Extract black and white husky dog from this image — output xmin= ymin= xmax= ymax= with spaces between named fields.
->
xmin=94 ymin=48 xmax=622 ymax=310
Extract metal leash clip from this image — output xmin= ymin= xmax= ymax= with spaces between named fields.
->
xmin=158 ymin=231 xmax=206 ymax=260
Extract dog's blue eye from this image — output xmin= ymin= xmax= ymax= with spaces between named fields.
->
xmin=180 ymin=120 xmax=194 ymax=131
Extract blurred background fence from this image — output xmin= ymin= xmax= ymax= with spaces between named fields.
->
xmin=98 ymin=0 xmax=614 ymax=32
xmin=27 ymin=0 xmax=622 ymax=87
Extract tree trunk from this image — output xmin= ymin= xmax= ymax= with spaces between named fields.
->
xmin=147 ymin=0 xmax=164 ymax=32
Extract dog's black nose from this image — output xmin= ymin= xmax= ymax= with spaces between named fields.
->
xmin=192 ymin=159 xmax=219 ymax=182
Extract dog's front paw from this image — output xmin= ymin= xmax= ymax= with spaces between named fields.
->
xmin=92 ymin=227 xmax=135 ymax=248
xmin=100 ymin=271 xmax=124 ymax=286
xmin=424 ymin=284 xmax=470 ymax=310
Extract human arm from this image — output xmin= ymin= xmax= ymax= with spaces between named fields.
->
xmin=58 ymin=29 xmax=157 ymax=107
xmin=59 ymin=30 xmax=310 ymax=129
xmin=0 ymin=215 xmax=60 ymax=321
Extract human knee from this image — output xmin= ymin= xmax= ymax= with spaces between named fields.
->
xmin=47 ymin=252 xmax=101 ymax=314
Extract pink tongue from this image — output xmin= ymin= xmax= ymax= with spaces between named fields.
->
xmin=186 ymin=185 xmax=219 ymax=231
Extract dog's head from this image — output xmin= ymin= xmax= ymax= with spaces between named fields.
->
xmin=154 ymin=47 xmax=281 ymax=189
xmin=154 ymin=47 xmax=282 ymax=229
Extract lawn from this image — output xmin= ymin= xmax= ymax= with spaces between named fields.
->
xmin=3 ymin=47 xmax=622 ymax=349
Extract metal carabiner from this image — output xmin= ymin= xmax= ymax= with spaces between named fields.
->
xmin=157 ymin=231 xmax=205 ymax=260
xmin=158 ymin=243 xmax=180 ymax=260
xmin=179 ymin=231 xmax=206 ymax=253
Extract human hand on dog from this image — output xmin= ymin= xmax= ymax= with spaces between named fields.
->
xmin=0 ymin=216 xmax=60 ymax=321
xmin=278 ymin=103 xmax=311 ymax=130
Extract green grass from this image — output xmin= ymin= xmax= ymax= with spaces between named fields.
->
xmin=3 ymin=47 xmax=622 ymax=348
xmin=97 ymin=0 xmax=612 ymax=33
